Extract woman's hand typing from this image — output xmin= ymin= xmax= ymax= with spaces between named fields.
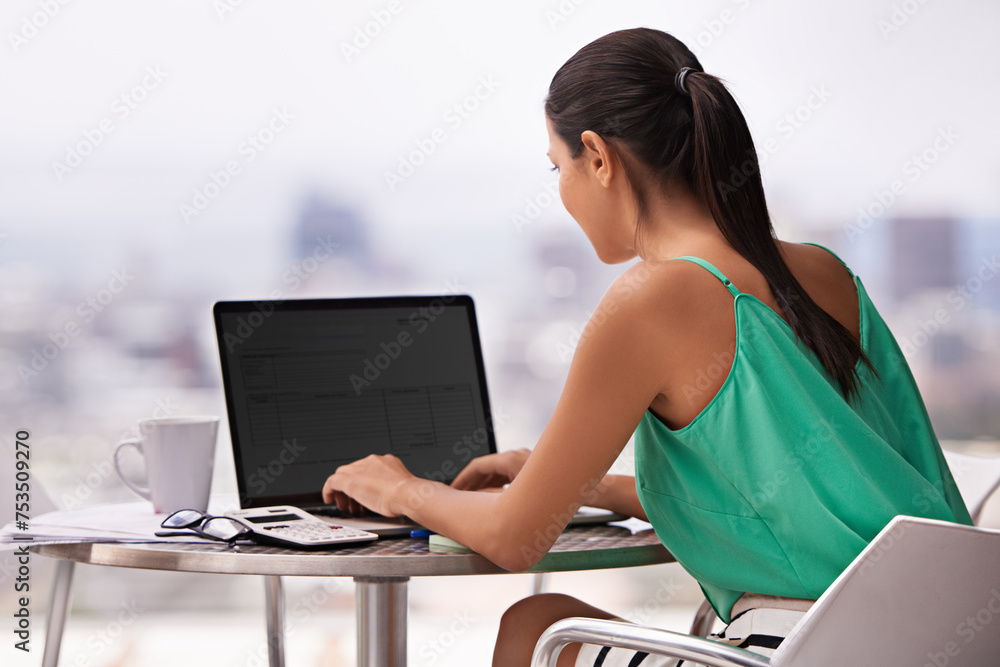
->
xmin=322 ymin=454 xmax=416 ymax=517
xmin=450 ymin=448 xmax=531 ymax=491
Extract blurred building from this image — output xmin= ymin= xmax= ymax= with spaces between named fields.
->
xmin=890 ymin=217 xmax=958 ymax=302
xmin=294 ymin=192 xmax=373 ymax=269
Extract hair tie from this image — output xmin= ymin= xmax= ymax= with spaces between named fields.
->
xmin=675 ymin=67 xmax=695 ymax=96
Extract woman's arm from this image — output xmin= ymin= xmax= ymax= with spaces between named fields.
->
xmin=323 ymin=266 xmax=668 ymax=570
xmin=585 ymin=474 xmax=647 ymax=521
xmin=451 ymin=450 xmax=648 ymax=522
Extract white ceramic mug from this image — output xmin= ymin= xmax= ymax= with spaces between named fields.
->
xmin=113 ymin=416 xmax=220 ymax=514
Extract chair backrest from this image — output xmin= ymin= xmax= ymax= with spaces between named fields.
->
xmin=772 ymin=516 xmax=1000 ymax=666
xmin=942 ymin=448 xmax=1000 ymax=524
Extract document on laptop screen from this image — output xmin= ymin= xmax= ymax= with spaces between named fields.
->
xmin=216 ymin=298 xmax=496 ymax=507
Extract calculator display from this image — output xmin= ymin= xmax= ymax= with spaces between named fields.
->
xmin=225 ymin=505 xmax=378 ymax=549
xmin=246 ymin=513 xmax=300 ymax=523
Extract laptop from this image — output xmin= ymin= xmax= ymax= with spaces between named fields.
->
xmin=214 ymin=294 xmax=624 ymax=536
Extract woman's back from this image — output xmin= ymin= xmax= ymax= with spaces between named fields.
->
xmin=616 ymin=241 xmax=862 ymax=430
xmin=628 ymin=242 xmax=973 ymax=621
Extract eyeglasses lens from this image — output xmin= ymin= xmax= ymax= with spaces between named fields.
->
xmin=162 ymin=509 xmax=207 ymax=529
xmin=201 ymin=517 xmax=249 ymax=541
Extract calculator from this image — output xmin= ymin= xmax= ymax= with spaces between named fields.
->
xmin=225 ymin=505 xmax=378 ymax=549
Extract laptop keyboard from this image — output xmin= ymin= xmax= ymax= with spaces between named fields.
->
xmin=306 ymin=506 xmax=346 ymax=518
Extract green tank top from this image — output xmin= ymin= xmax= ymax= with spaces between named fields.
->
xmin=633 ymin=246 xmax=972 ymax=623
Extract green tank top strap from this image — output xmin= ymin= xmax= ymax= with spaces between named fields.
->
xmin=670 ymin=256 xmax=741 ymax=297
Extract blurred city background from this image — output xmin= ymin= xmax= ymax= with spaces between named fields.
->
xmin=2 ymin=0 xmax=999 ymax=665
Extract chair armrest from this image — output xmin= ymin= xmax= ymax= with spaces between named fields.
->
xmin=531 ymin=617 xmax=772 ymax=667
xmin=690 ymin=598 xmax=718 ymax=636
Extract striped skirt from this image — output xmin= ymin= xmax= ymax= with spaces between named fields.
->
xmin=574 ymin=594 xmax=813 ymax=667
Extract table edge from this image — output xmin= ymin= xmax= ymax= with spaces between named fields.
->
xmin=31 ymin=540 xmax=673 ymax=577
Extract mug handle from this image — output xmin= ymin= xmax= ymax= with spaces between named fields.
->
xmin=113 ymin=438 xmax=152 ymax=501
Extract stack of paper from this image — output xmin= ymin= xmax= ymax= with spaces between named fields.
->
xmin=0 ymin=497 xmax=242 ymax=551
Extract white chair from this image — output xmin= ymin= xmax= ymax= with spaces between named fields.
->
xmin=942 ymin=448 xmax=1000 ymax=524
xmin=532 ymin=515 xmax=1000 ymax=666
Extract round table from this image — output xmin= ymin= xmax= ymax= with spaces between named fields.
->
xmin=34 ymin=523 xmax=672 ymax=667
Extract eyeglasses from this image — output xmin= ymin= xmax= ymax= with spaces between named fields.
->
xmin=155 ymin=509 xmax=253 ymax=546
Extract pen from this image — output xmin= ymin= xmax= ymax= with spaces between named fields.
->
xmin=410 ymin=529 xmax=435 ymax=538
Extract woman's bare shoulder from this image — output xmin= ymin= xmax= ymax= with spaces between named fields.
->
xmin=779 ymin=240 xmax=850 ymax=274
xmin=778 ymin=241 xmax=856 ymax=293
xmin=592 ymin=259 xmax=708 ymax=321
xmin=778 ymin=240 xmax=861 ymax=336
xmin=581 ymin=259 xmax=722 ymax=367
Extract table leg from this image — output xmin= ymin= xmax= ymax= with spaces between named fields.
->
xmin=264 ymin=575 xmax=285 ymax=667
xmin=354 ymin=576 xmax=409 ymax=667
xmin=42 ymin=559 xmax=75 ymax=667
xmin=530 ymin=572 xmax=550 ymax=595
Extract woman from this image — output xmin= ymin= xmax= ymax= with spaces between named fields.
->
xmin=323 ymin=28 xmax=971 ymax=666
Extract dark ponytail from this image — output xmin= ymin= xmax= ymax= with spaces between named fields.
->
xmin=546 ymin=27 xmax=873 ymax=398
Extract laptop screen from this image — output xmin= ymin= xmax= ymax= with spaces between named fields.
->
xmin=213 ymin=295 xmax=498 ymax=509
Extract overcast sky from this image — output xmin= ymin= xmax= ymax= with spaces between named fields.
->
xmin=1 ymin=0 xmax=998 ymax=290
